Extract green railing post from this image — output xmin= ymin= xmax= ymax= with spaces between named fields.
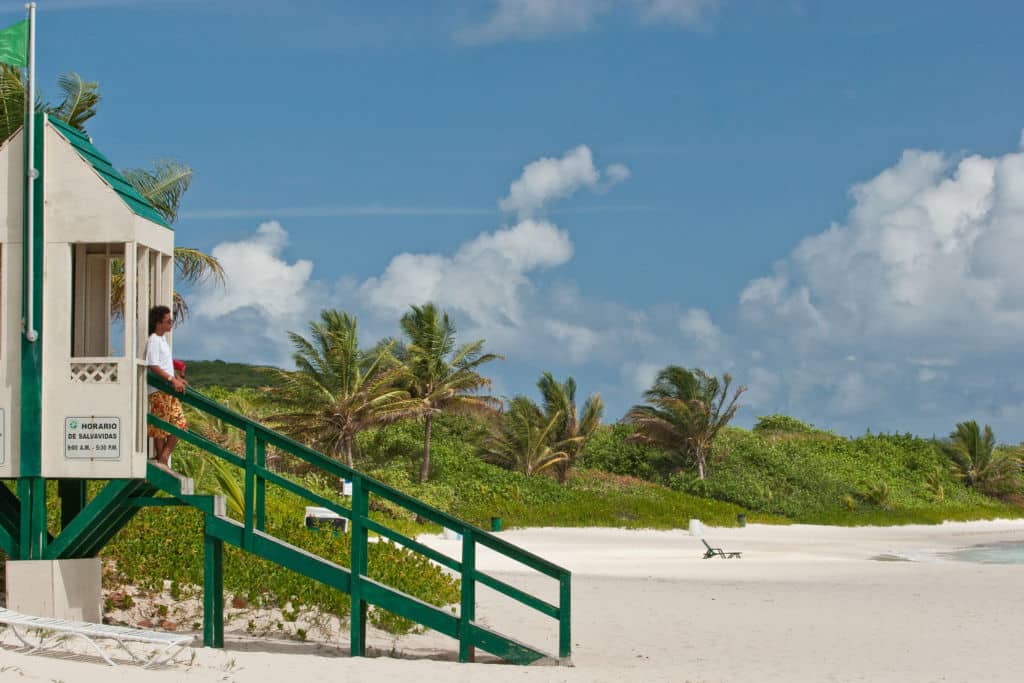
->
xmin=255 ymin=438 xmax=266 ymax=531
xmin=243 ymin=424 xmax=256 ymax=550
xmin=459 ymin=530 xmax=476 ymax=663
xmin=349 ymin=477 xmax=368 ymax=657
xmin=203 ymin=523 xmax=224 ymax=648
xmin=559 ymin=572 xmax=571 ymax=662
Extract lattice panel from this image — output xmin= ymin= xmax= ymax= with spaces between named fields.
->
xmin=70 ymin=362 xmax=119 ymax=383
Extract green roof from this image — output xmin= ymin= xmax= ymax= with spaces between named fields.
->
xmin=48 ymin=115 xmax=172 ymax=229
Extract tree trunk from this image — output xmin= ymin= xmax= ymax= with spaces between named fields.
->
xmin=696 ymin=449 xmax=706 ymax=480
xmin=344 ymin=438 xmax=353 ymax=468
xmin=556 ymin=459 xmax=569 ymax=484
xmin=419 ymin=414 xmax=433 ymax=483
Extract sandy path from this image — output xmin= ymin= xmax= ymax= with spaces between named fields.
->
xmin=2 ymin=521 xmax=1023 ymax=682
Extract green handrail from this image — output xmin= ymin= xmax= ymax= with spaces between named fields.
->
xmin=147 ymin=374 xmax=572 ymax=662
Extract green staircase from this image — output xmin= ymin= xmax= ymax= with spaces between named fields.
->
xmin=144 ymin=375 xmax=572 ymax=666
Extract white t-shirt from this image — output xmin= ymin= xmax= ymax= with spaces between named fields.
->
xmin=146 ymin=333 xmax=174 ymax=396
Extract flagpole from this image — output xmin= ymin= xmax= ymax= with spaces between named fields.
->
xmin=24 ymin=2 xmax=37 ymax=342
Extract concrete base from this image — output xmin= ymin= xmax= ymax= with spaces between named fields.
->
xmin=5 ymin=558 xmax=102 ymax=622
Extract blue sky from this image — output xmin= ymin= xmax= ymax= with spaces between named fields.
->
xmin=6 ymin=0 xmax=1024 ymax=439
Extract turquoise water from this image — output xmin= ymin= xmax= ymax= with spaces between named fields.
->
xmin=943 ymin=541 xmax=1024 ymax=565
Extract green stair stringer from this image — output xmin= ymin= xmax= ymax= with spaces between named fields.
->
xmin=0 ymin=484 xmax=21 ymax=557
xmin=146 ymin=374 xmax=571 ymax=666
xmin=44 ymin=478 xmax=158 ymax=559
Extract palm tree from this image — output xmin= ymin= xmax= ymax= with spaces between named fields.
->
xmin=1 ymin=68 xmax=225 ymax=319
xmin=626 ymin=366 xmax=746 ymax=480
xmin=483 ymin=396 xmax=572 ymax=477
xmin=941 ymin=421 xmax=1020 ymax=498
xmin=400 ymin=303 xmax=502 ymax=483
xmin=537 ymin=372 xmax=603 ymax=484
xmin=268 ymin=310 xmax=422 ymax=467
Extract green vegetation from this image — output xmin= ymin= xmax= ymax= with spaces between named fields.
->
xmin=182 ymin=360 xmax=282 ymax=390
xmin=353 ymin=414 xmax=775 ymax=529
xmin=753 ymin=414 xmax=830 ymax=436
xmin=675 ymin=427 xmax=1020 ymax=525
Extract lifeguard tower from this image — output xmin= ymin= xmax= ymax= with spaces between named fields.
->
xmin=0 ymin=114 xmax=570 ymax=665
xmin=0 ymin=113 xmax=174 ymax=617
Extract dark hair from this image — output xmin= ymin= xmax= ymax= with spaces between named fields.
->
xmin=149 ymin=305 xmax=172 ymax=335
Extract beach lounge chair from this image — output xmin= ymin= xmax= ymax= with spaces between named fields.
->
xmin=0 ymin=607 xmax=192 ymax=667
xmin=702 ymin=539 xmax=742 ymax=559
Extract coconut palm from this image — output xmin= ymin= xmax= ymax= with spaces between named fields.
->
xmin=1 ymin=68 xmax=224 ymax=319
xmin=536 ymin=372 xmax=603 ymax=484
xmin=626 ymin=366 xmax=746 ymax=480
xmin=941 ymin=421 xmax=1020 ymax=498
xmin=483 ymin=396 xmax=572 ymax=477
xmin=268 ymin=310 xmax=422 ymax=467
xmin=399 ymin=303 xmax=502 ymax=482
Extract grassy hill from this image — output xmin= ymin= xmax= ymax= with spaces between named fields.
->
xmin=181 ymin=359 xmax=284 ymax=390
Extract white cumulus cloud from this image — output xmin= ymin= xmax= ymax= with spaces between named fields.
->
xmin=185 ymin=221 xmax=318 ymax=364
xmin=196 ymin=221 xmax=313 ymax=320
xmin=734 ymin=129 xmax=1024 ymax=430
xmin=360 ymin=219 xmax=573 ymax=328
xmin=499 ymin=145 xmax=629 ymax=219
xmin=679 ymin=307 xmax=721 ymax=348
xmin=739 ymin=142 xmax=1024 ymax=355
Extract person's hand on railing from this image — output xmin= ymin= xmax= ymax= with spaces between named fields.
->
xmin=171 ymin=377 xmax=188 ymax=393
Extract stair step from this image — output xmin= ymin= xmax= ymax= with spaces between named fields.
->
xmin=145 ymin=461 xmax=194 ymax=495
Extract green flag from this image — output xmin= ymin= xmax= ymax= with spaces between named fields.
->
xmin=0 ymin=19 xmax=28 ymax=68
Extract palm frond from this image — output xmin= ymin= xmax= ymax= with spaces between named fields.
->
xmin=174 ymin=246 xmax=226 ymax=289
xmin=207 ymin=456 xmax=245 ymax=518
xmin=49 ymin=72 xmax=100 ymax=132
xmin=123 ymin=160 xmax=193 ymax=224
xmin=0 ymin=65 xmax=26 ymax=143
xmin=483 ymin=399 xmax=568 ymax=476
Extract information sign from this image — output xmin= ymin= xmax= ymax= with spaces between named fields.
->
xmin=65 ymin=417 xmax=121 ymax=460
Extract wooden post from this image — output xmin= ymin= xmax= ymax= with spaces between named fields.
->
xmin=203 ymin=524 xmax=224 ymax=648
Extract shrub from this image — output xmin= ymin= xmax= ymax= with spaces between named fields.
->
xmin=579 ymin=423 xmax=673 ymax=481
xmin=858 ymin=480 xmax=891 ymax=510
xmin=700 ymin=428 xmax=1017 ymax=523
xmin=753 ymin=414 xmax=818 ymax=434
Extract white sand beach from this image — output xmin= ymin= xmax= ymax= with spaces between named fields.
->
xmin=3 ymin=520 xmax=1024 ymax=682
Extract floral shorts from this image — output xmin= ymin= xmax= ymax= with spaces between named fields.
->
xmin=148 ymin=392 xmax=187 ymax=439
